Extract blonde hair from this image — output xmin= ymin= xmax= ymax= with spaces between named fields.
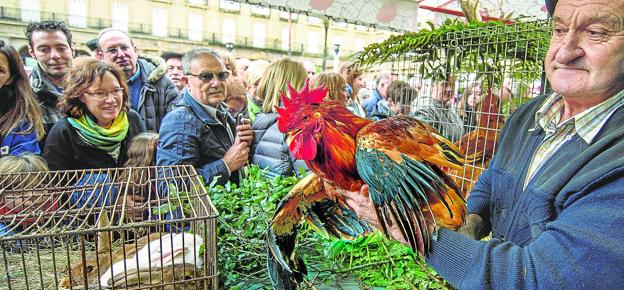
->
xmin=257 ymin=58 xmax=307 ymax=113
xmin=120 ymin=133 xmax=159 ymax=199
xmin=0 ymin=154 xmax=50 ymax=212
xmin=313 ymin=72 xmax=347 ymax=106
xmin=346 ymin=67 xmax=364 ymax=105
xmin=222 ymin=52 xmax=238 ymax=77
xmin=246 ymin=59 xmax=269 ymax=88
xmin=123 ymin=133 xmax=159 ymax=168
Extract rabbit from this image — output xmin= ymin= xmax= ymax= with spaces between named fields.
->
xmin=102 ymin=263 xmax=205 ymax=290
xmin=99 ymin=232 xmax=204 ymax=288
xmin=59 ymin=211 xmax=162 ymax=289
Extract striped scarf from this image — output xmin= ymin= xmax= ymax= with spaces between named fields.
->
xmin=67 ymin=111 xmax=129 ymax=153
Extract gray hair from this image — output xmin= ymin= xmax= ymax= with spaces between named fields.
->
xmin=182 ymin=48 xmax=222 ymax=75
xmin=96 ymin=28 xmax=134 ymax=49
xmin=376 ymin=71 xmax=391 ymax=88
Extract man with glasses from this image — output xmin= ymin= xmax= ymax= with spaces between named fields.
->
xmin=96 ymin=28 xmax=178 ymax=132
xmin=24 ymin=21 xmax=75 ymax=146
xmin=157 ymin=48 xmax=253 ymax=186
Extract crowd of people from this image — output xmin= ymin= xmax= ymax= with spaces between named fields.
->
xmin=2 ymin=19 xmax=503 ymax=184
xmin=3 ymin=0 xmax=624 ymax=286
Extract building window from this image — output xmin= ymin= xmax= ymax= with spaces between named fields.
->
xmin=307 ymin=31 xmax=319 ymax=53
xmin=21 ymin=0 xmax=40 ymax=22
xmin=152 ymin=7 xmax=168 ymax=37
xmin=355 ymin=24 xmax=368 ymax=31
xmin=111 ymin=2 xmax=128 ymax=32
xmin=279 ymin=11 xmax=298 ymax=21
xmin=188 ymin=13 xmax=203 ymax=41
xmin=187 ymin=0 xmax=205 ymax=5
xmin=252 ymin=23 xmax=265 ymax=48
xmin=333 ymin=21 xmax=348 ymax=29
xmin=280 ymin=27 xmax=290 ymax=51
xmin=250 ymin=5 xmax=270 ymax=16
xmin=68 ymin=0 xmax=87 ymax=28
xmin=220 ymin=0 xmax=240 ymax=12
xmin=222 ymin=19 xmax=235 ymax=44
xmin=307 ymin=16 xmax=322 ymax=24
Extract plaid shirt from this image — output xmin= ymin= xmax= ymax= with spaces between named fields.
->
xmin=525 ymin=90 xmax=624 ymax=188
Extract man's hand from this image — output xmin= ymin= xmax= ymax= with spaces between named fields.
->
xmin=235 ymin=119 xmax=253 ymax=145
xmin=457 ymin=213 xmax=490 ymax=240
xmin=340 ymin=184 xmax=408 ymax=245
xmin=223 ymin=138 xmax=251 ymax=172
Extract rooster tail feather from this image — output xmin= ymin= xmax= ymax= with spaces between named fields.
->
xmin=267 ymin=229 xmax=306 ymax=290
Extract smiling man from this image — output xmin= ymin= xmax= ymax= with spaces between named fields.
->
xmin=156 ymin=48 xmax=253 ymax=186
xmin=96 ymin=28 xmax=179 ymax=132
xmin=25 ymin=21 xmax=75 ymax=145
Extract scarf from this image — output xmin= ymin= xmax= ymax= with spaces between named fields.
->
xmin=67 ymin=111 xmax=129 ymax=153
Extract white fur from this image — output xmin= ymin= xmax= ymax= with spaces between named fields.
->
xmin=99 ymin=233 xmax=203 ymax=287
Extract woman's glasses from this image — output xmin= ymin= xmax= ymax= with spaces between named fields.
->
xmin=84 ymin=88 xmax=124 ymax=100
xmin=188 ymin=71 xmax=230 ymax=82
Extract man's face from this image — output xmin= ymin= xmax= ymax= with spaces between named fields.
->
xmin=28 ymin=30 xmax=74 ymax=82
xmin=435 ymin=80 xmax=455 ymax=105
xmin=97 ymin=31 xmax=138 ymax=78
xmin=165 ymin=57 xmax=185 ymax=91
xmin=186 ymin=54 xmax=228 ymax=107
xmin=545 ymin=0 xmax=624 ymax=103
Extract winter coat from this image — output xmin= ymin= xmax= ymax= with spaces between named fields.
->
xmin=426 ymin=95 xmax=624 ymax=289
xmin=157 ymin=93 xmax=240 ymax=186
xmin=29 ymin=64 xmax=64 ymax=146
xmin=0 ymin=122 xmax=41 ymax=157
xmin=43 ymin=110 xmax=145 ymax=170
xmin=251 ymin=113 xmax=308 ymax=179
xmin=133 ymin=56 xmax=180 ymax=132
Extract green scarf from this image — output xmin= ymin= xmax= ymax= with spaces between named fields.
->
xmin=67 ymin=111 xmax=129 ymax=153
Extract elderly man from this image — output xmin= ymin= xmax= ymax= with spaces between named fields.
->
xmin=347 ymin=0 xmax=624 ymax=288
xmin=156 ymin=48 xmax=253 ymax=186
xmin=161 ymin=51 xmax=186 ymax=93
xmin=24 ymin=21 xmax=75 ymax=144
xmin=96 ymin=28 xmax=178 ymax=132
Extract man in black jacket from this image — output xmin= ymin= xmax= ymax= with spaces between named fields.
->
xmin=24 ymin=21 xmax=75 ymax=146
xmin=96 ymin=28 xmax=179 ymax=132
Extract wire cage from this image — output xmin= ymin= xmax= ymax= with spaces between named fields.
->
xmin=377 ymin=20 xmax=552 ymax=195
xmin=0 ymin=165 xmax=218 ymax=290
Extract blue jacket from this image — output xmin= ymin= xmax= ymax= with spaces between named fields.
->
xmin=157 ymin=93 xmax=239 ymax=186
xmin=0 ymin=122 xmax=41 ymax=157
xmin=426 ymin=95 xmax=624 ymax=289
xmin=362 ymin=89 xmax=382 ymax=116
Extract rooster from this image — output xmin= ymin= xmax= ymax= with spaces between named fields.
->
xmin=268 ymin=82 xmax=473 ymax=289
xmin=451 ymin=89 xmax=505 ymax=197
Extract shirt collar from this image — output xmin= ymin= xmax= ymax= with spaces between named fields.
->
xmin=533 ymin=90 xmax=624 ymax=144
xmin=127 ymin=66 xmax=141 ymax=83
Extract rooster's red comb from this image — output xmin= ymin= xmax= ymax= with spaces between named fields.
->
xmin=276 ymin=79 xmax=329 ymax=132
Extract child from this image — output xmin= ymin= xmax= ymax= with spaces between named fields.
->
xmin=121 ymin=133 xmax=159 ymax=220
xmin=0 ymin=154 xmax=53 ymax=238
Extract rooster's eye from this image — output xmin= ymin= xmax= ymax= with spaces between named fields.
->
xmin=302 ymin=115 xmax=310 ymax=121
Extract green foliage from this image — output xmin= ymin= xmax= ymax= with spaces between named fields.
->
xmin=210 ymin=165 xmax=451 ymax=289
xmin=354 ymin=19 xmax=551 ymax=85
xmin=325 ymin=232 xmax=449 ymax=289
xmin=209 ymin=165 xmax=301 ymax=288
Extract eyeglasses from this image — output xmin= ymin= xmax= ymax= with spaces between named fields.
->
xmin=84 ymin=88 xmax=124 ymax=100
xmin=188 ymin=71 xmax=230 ymax=82
xmin=102 ymin=45 xmax=132 ymax=56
